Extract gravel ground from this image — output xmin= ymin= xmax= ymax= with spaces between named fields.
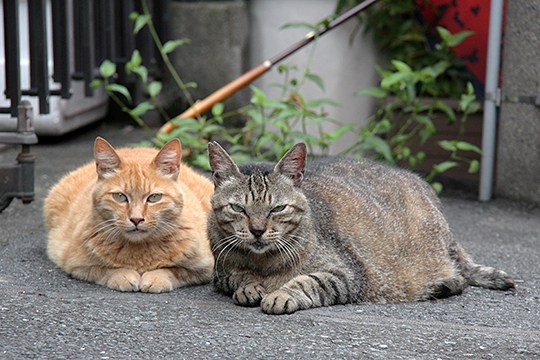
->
xmin=1 ymin=121 xmax=539 ymax=359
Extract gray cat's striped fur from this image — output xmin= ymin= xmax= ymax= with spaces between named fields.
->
xmin=207 ymin=142 xmax=515 ymax=314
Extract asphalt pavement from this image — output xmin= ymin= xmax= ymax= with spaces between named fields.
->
xmin=1 ymin=121 xmax=539 ymax=359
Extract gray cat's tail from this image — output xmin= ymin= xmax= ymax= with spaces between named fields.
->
xmin=450 ymin=242 xmax=516 ymax=291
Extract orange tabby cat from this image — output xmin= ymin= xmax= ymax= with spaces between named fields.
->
xmin=44 ymin=137 xmax=214 ymax=292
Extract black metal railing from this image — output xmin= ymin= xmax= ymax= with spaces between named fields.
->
xmin=2 ymin=0 xmax=168 ymax=117
xmin=0 ymin=0 xmax=168 ymax=212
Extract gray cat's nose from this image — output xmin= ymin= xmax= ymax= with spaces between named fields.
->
xmin=130 ymin=217 xmax=145 ymax=226
xmin=249 ymin=227 xmax=265 ymax=238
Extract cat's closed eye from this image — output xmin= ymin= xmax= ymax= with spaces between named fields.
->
xmin=112 ymin=193 xmax=128 ymax=203
xmin=147 ymin=193 xmax=163 ymax=203
xmin=270 ymin=205 xmax=287 ymax=213
xmin=230 ymin=204 xmax=245 ymax=213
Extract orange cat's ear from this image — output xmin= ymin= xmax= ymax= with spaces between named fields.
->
xmin=154 ymin=138 xmax=182 ymax=180
xmin=208 ymin=141 xmax=241 ymax=186
xmin=274 ymin=143 xmax=307 ymax=187
xmin=94 ymin=137 xmax=121 ymax=178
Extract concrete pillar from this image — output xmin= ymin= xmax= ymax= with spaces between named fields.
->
xmin=496 ymin=1 xmax=540 ymax=205
xmin=165 ymin=1 xmax=250 ymax=116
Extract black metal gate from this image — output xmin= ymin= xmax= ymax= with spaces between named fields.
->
xmin=0 ymin=0 xmax=169 ymax=212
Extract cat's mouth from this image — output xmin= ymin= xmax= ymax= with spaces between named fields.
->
xmin=126 ymin=227 xmax=148 ymax=234
xmin=246 ymin=239 xmax=271 ymax=254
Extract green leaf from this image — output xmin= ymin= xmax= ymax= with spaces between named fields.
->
xmin=455 ymin=141 xmax=482 ymax=154
xmin=90 ymin=79 xmax=102 ymax=89
xmin=468 ymin=160 xmax=480 ymax=173
xmin=99 ymin=60 xmax=116 ymax=79
xmin=434 ymin=161 xmax=459 ymax=173
xmin=129 ymin=11 xmax=140 ymax=22
xmin=132 ymin=66 xmax=148 ymax=83
xmin=211 ymin=103 xmax=224 ymax=117
xmin=420 ymin=61 xmax=449 ymax=79
xmin=366 ymin=135 xmax=394 ymax=163
xmin=162 ymin=39 xmax=190 ymax=54
xmin=438 ymin=140 xmax=457 ymax=152
xmin=356 ymin=87 xmax=387 ymax=98
xmin=390 ymin=60 xmax=412 ymax=73
xmin=133 ymin=14 xmax=151 ymax=34
xmin=249 ymin=86 xmax=267 ymax=105
xmin=106 ymin=83 xmax=131 ymax=102
xmin=381 ymin=72 xmax=414 ymax=89
xmin=130 ymin=102 xmax=154 ymax=117
xmin=432 ymin=100 xmax=456 ymax=122
xmin=148 ymin=81 xmax=162 ymax=97
xmin=431 ymin=182 xmax=443 ymax=193
xmin=305 ymin=73 xmax=325 ymax=91
xmin=437 ymin=26 xmax=474 ymax=47
xmin=127 ymin=50 xmax=142 ymax=70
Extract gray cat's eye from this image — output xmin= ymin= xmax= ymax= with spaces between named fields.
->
xmin=147 ymin=193 xmax=163 ymax=203
xmin=112 ymin=193 xmax=128 ymax=203
xmin=270 ymin=205 xmax=287 ymax=213
xmin=230 ymin=204 xmax=245 ymax=213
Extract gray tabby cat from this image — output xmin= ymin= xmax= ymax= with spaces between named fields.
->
xmin=207 ymin=142 xmax=515 ymax=315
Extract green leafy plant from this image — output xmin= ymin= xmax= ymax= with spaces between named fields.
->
xmin=336 ymin=0 xmax=473 ymax=98
xmin=92 ymin=2 xmax=352 ymax=170
xmin=355 ymin=58 xmax=481 ymax=192
xmin=333 ymin=0 xmax=482 ymax=191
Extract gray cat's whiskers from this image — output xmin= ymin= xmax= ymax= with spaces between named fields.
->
xmin=275 ymin=235 xmax=302 ymax=271
xmin=212 ymin=235 xmax=241 ymax=263
xmin=213 ymin=235 xmax=242 ymax=280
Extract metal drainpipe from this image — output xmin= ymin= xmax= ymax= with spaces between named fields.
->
xmin=479 ymin=0 xmax=505 ymax=201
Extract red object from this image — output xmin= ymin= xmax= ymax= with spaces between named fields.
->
xmin=416 ymin=0 xmax=504 ymax=89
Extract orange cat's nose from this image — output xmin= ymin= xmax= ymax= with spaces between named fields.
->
xmin=130 ymin=217 xmax=145 ymax=226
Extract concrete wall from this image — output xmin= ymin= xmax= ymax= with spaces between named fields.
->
xmin=496 ymin=1 xmax=540 ymax=204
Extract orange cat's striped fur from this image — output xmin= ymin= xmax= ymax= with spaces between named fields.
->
xmin=44 ymin=137 xmax=214 ymax=292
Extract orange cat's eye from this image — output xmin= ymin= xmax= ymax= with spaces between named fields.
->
xmin=147 ymin=193 xmax=163 ymax=203
xmin=112 ymin=193 xmax=128 ymax=203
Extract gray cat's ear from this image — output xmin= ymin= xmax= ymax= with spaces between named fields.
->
xmin=208 ymin=141 xmax=241 ymax=186
xmin=274 ymin=143 xmax=307 ymax=187
xmin=154 ymin=138 xmax=182 ymax=180
xmin=94 ymin=137 xmax=121 ymax=178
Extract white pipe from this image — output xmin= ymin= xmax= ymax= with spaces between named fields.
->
xmin=479 ymin=0 xmax=505 ymax=201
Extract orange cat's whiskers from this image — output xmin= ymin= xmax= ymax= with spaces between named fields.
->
xmin=87 ymin=219 xmax=117 ymax=239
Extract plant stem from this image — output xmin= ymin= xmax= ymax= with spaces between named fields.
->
xmin=105 ymin=83 xmax=155 ymax=136
xmin=140 ymin=0 xmax=197 ymax=110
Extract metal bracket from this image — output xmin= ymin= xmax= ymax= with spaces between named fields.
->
xmin=0 ymin=100 xmax=38 ymax=212
xmin=499 ymin=85 xmax=540 ymax=107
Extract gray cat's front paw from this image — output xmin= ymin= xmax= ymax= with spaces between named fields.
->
xmin=261 ymin=290 xmax=300 ymax=315
xmin=233 ymin=283 xmax=266 ymax=307
xmin=106 ymin=269 xmax=141 ymax=292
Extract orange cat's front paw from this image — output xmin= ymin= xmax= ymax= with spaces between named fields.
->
xmin=106 ymin=269 xmax=141 ymax=292
xmin=140 ymin=269 xmax=176 ymax=293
